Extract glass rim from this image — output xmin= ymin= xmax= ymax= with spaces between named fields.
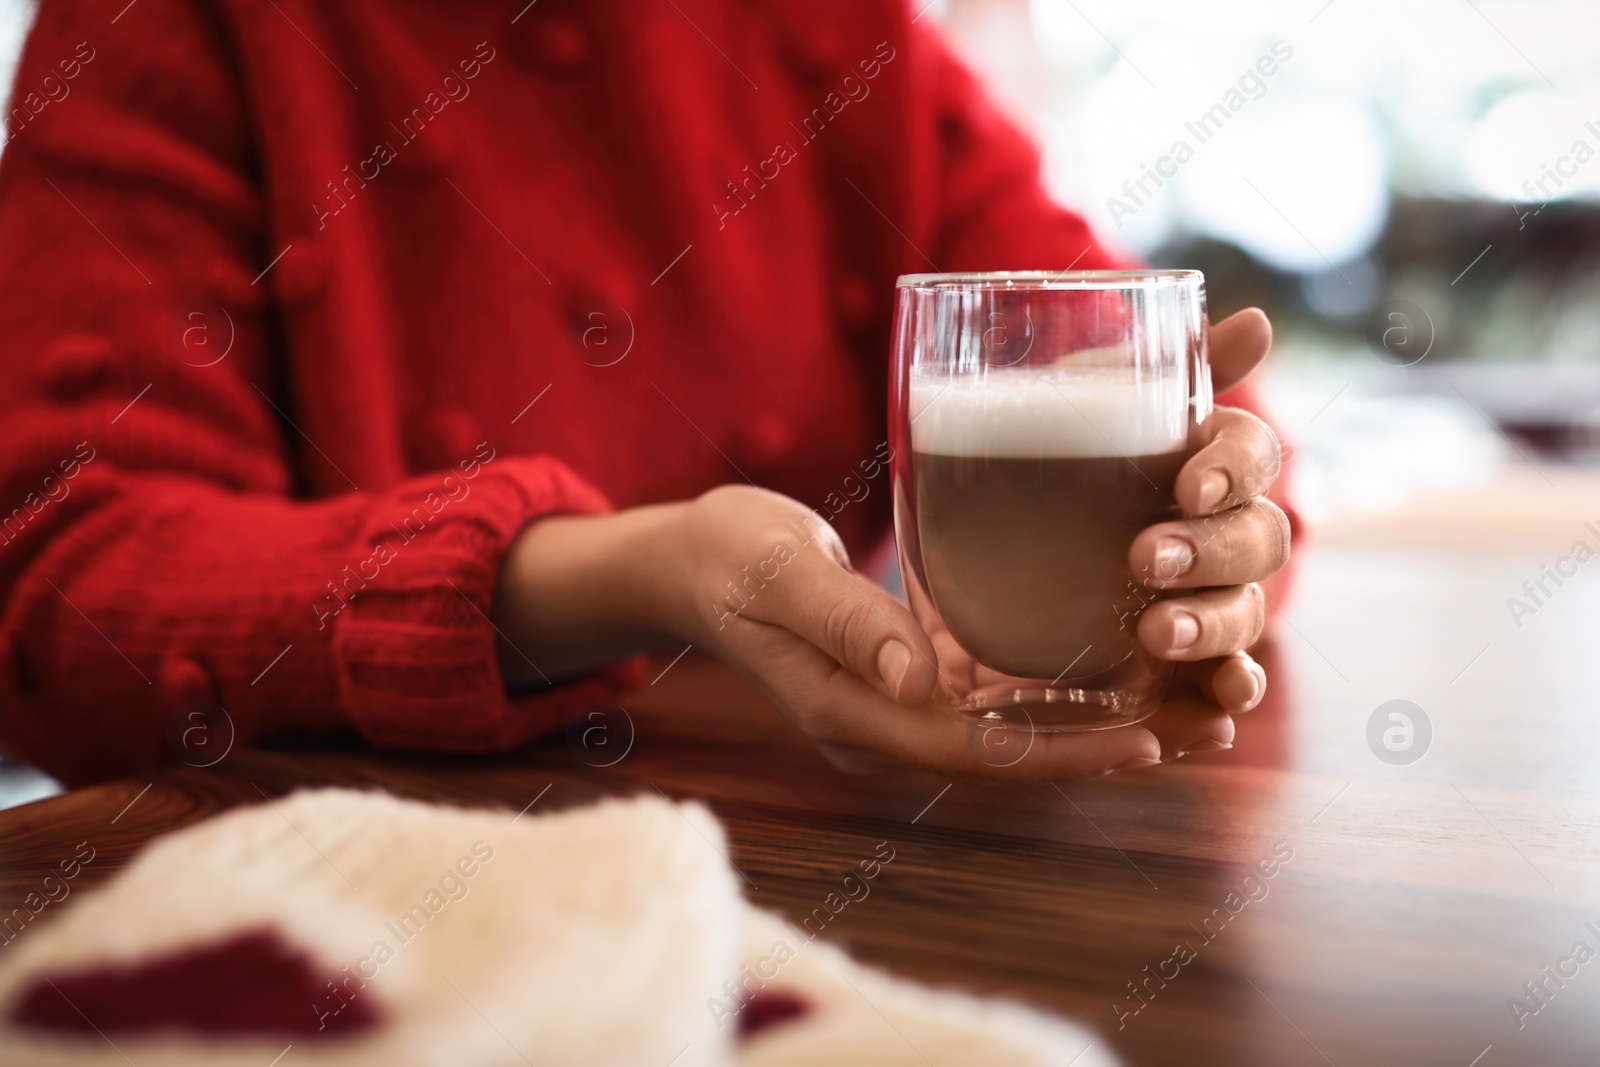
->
xmin=895 ymin=269 xmax=1201 ymax=290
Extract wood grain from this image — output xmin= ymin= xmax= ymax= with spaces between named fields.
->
xmin=3 ymin=533 xmax=1599 ymax=1065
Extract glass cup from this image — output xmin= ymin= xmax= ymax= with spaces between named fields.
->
xmin=890 ymin=270 xmax=1212 ymax=733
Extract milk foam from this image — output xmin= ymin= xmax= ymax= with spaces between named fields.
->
xmin=910 ymin=367 xmax=1187 ymax=459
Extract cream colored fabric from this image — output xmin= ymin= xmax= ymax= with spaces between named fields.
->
xmin=0 ymin=789 xmax=1118 ymax=1066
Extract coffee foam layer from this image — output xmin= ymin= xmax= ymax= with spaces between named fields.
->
xmin=910 ymin=368 xmax=1187 ymax=458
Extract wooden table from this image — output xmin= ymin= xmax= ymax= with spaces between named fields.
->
xmin=3 ymin=469 xmax=1599 ymax=1066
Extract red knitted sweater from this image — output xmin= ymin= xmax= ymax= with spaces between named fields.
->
xmin=0 ymin=0 xmax=1287 ymax=784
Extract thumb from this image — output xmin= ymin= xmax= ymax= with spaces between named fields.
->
xmin=743 ymin=532 xmax=940 ymax=706
xmin=1209 ymin=308 xmax=1272 ymax=394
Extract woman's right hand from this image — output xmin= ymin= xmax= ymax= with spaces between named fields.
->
xmin=496 ymin=484 xmax=1236 ymax=782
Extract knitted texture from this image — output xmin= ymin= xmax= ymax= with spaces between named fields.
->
xmin=0 ymin=0 xmax=1288 ymax=782
xmin=0 ymin=789 xmax=1125 ymax=1066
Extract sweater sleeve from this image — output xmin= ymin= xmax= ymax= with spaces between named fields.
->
xmin=0 ymin=0 xmax=634 ymax=785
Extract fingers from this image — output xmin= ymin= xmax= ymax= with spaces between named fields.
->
xmin=1208 ymin=308 xmax=1272 ymax=394
xmin=1176 ymin=406 xmax=1281 ymax=515
xmin=1137 ymin=584 xmax=1266 ymax=662
xmin=758 ymin=638 xmax=1164 ymax=783
xmin=1138 ymin=694 xmax=1238 ymax=761
xmin=736 ymin=622 xmax=1249 ymax=783
xmin=793 ymin=646 xmax=1237 ymax=781
xmin=1175 ymin=653 xmax=1267 ymax=714
xmin=1129 ymin=499 xmax=1291 ymax=590
xmin=732 ymin=532 xmax=939 ymax=706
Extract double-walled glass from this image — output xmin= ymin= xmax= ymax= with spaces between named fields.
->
xmin=890 ymin=271 xmax=1212 ymax=732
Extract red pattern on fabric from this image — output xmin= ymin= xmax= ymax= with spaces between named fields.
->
xmin=9 ymin=929 xmax=380 ymax=1038
xmin=738 ymin=989 xmax=812 ymax=1037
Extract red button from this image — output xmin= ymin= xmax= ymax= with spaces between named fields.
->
xmin=562 ymin=276 xmax=636 ymax=368
xmin=516 ymin=16 xmax=590 ymax=74
xmin=737 ymin=413 xmax=795 ymax=467
xmin=269 ymin=242 xmax=328 ymax=306
xmin=207 ymin=257 xmax=262 ymax=310
xmin=424 ymin=407 xmax=485 ymax=468
xmin=834 ymin=274 xmax=877 ymax=331
xmin=809 ymin=26 xmax=845 ymax=68
xmin=159 ymin=654 xmax=212 ymax=707
xmin=36 ymin=335 xmax=112 ymax=399
xmin=782 ymin=26 xmax=844 ymax=84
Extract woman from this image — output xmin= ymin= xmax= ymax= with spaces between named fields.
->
xmin=0 ymin=0 xmax=1291 ymax=785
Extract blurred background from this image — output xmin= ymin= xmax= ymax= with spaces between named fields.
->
xmin=927 ymin=0 xmax=1600 ymax=522
xmin=2 ymin=0 xmax=1597 ymax=805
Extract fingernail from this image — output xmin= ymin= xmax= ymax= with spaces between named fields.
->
xmin=1110 ymin=757 xmax=1161 ymax=771
xmin=1240 ymin=667 xmax=1264 ymax=708
xmin=1179 ymin=740 xmax=1233 ymax=757
xmin=1152 ymin=536 xmax=1195 ymax=581
xmin=1197 ymin=469 xmax=1230 ymax=512
xmin=876 ymin=640 xmax=912 ymax=700
xmin=1169 ymin=611 xmax=1200 ymax=652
